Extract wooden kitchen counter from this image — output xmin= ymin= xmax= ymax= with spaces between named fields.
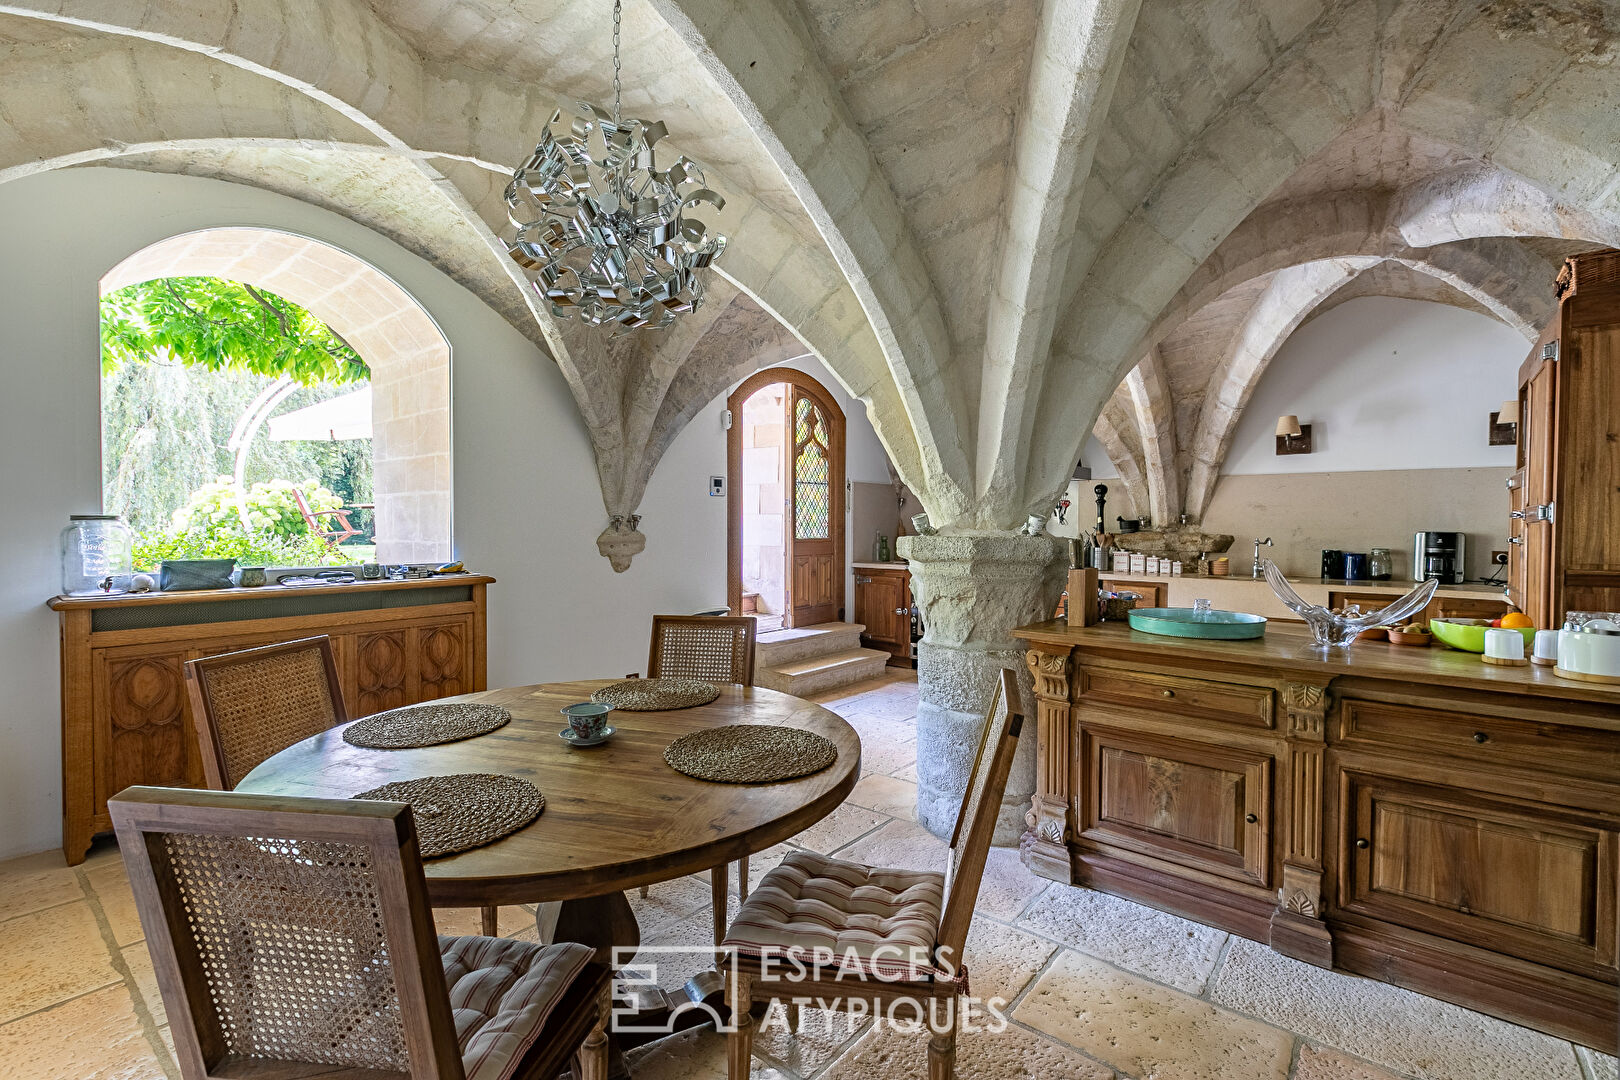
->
xmin=1013 ymin=618 xmax=1620 ymax=1051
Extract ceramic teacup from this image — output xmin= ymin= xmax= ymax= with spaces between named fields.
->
xmin=562 ymin=702 xmax=610 ymax=739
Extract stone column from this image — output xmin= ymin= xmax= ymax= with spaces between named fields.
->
xmin=897 ymin=531 xmax=1067 ymax=844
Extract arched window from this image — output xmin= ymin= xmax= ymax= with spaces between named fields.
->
xmin=100 ymin=228 xmax=452 ymax=567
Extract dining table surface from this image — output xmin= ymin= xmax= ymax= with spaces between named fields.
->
xmin=236 ymin=678 xmax=863 ymax=908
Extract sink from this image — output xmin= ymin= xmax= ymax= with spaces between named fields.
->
xmin=1127 ymin=607 xmax=1267 ymax=639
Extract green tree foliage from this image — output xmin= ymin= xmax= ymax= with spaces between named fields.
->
xmin=131 ymin=479 xmax=348 ymax=570
xmin=101 ymin=277 xmax=370 ymax=385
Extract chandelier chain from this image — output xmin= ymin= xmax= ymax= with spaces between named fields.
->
xmin=611 ymin=0 xmax=622 ymax=126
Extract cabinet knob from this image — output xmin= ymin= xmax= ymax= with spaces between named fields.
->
xmin=1472 ymin=732 xmax=1489 ymax=744
xmin=1161 ymin=689 xmax=1175 ymax=698
xmin=1245 ymin=813 xmax=1258 ymax=824
xmin=1355 ymin=838 xmax=1370 ymax=850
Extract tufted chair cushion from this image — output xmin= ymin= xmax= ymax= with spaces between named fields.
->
xmin=438 ymin=936 xmax=594 ymax=1080
xmin=722 ymin=850 xmax=949 ymax=982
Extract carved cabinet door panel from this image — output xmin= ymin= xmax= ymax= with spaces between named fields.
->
xmin=855 ymin=572 xmax=906 ymax=648
xmin=414 ymin=617 xmax=473 ymax=702
xmin=353 ymin=628 xmax=413 ymax=715
xmin=95 ymin=648 xmax=201 ymax=811
xmin=1080 ymin=725 xmax=1273 ymax=888
xmin=1339 ymin=769 xmax=1617 ymax=978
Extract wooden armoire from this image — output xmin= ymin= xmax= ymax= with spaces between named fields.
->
xmin=1509 ymin=249 xmax=1620 ymax=627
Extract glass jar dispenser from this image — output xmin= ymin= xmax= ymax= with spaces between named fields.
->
xmin=60 ymin=514 xmax=134 ymax=595
xmin=1368 ymin=547 xmax=1393 ymax=581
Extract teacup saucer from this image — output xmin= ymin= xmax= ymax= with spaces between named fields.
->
xmin=559 ymin=726 xmax=615 ymax=747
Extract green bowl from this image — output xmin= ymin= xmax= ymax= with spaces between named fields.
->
xmin=1128 ymin=607 xmax=1267 ymax=640
xmin=1429 ymin=618 xmax=1535 ymax=653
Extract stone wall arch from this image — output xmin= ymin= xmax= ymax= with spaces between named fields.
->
xmin=103 ymin=226 xmax=452 ymax=562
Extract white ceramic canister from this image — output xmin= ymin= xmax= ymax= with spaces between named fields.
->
xmin=1532 ymin=629 xmax=1559 ymax=666
xmin=1483 ymin=627 xmax=1526 ymax=662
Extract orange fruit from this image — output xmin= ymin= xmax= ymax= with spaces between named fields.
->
xmin=1500 ymin=612 xmax=1534 ymax=629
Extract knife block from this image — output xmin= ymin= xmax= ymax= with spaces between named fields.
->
xmin=1067 ymin=568 xmax=1100 ymax=626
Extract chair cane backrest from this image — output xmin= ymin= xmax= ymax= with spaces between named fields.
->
xmin=647 ymin=615 xmax=757 ymax=685
xmin=185 ymin=636 xmax=348 ymax=790
xmin=936 ymin=667 xmax=1025 ymax=966
xmin=109 ymin=786 xmax=465 ymax=1080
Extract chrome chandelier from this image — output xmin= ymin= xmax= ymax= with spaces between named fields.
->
xmin=504 ymin=0 xmax=727 ymax=332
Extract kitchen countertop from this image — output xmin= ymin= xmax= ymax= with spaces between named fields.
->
xmin=852 ymin=561 xmax=909 ymax=570
xmin=1094 ymin=572 xmax=1505 ymax=621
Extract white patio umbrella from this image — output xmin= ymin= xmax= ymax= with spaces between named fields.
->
xmin=267 ymin=386 xmax=373 ymax=442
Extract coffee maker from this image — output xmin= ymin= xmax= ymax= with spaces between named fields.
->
xmin=1413 ymin=532 xmax=1465 ymax=584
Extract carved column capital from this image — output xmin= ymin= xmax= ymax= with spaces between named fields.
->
xmin=1025 ymin=648 xmax=1072 ymax=700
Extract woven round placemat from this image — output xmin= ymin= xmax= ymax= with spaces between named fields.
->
xmin=664 ymin=725 xmax=837 ymax=784
xmin=350 ymin=773 xmax=542 ymax=857
xmin=342 ymin=702 xmax=511 ymax=749
xmin=592 ymin=677 xmax=721 ymax=711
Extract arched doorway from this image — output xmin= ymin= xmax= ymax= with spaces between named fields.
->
xmin=727 ymin=367 xmax=845 ymax=628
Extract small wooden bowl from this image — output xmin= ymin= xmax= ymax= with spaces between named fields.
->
xmin=1356 ymin=627 xmax=1389 ymax=642
xmin=1387 ymin=628 xmax=1432 ymax=647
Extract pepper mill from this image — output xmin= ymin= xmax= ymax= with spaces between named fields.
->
xmin=1093 ymin=484 xmax=1108 ymax=537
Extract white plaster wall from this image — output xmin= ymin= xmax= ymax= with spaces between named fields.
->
xmin=1222 ymin=297 xmax=1525 ymax=475
xmin=0 ymin=168 xmax=870 ymax=858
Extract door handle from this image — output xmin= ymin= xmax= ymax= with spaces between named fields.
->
xmin=855 ymin=577 xmax=872 ymax=584
xmin=1508 ymin=537 xmax=1523 ymax=545
xmin=895 ymin=607 xmax=908 ymax=615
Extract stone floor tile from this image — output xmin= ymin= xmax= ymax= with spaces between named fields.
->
xmin=1295 ymin=1043 xmax=1410 ymax=1080
xmin=1210 ymin=938 xmax=1582 ymax=1080
xmin=634 ymin=914 xmax=729 ymax=995
xmin=1013 ymin=949 xmax=1291 ymax=1080
xmin=431 ymin=904 xmax=539 ymax=938
xmin=630 ymin=873 xmax=714 ymax=936
xmin=624 ymin=1026 xmax=748 ymax=1080
xmin=121 ymin=943 xmax=165 ymax=1029
xmin=1579 ymin=1047 xmax=1619 ymax=1080
xmin=973 ymin=846 xmax=1050 ymax=921
xmin=0 ymin=901 xmax=121 ymax=1023
xmin=84 ymin=861 xmax=144 ymax=946
xmin=895 ymin=762 xmax=918 ymax=783
xmin=1016 ymin=883 xmax=1227 ymax=992
xmin=860 ymin=735 xmax=917 ymax=779
xmin=752 ymin=1004 xmax=871 ymax=1077
xmin=846 ymin=774 xmax=919 ymax=820
xmin=818 ymin=1013 xmax=1114 ymax=1080
xmin=831 ymin=818 xmax=947 ymax=873
xmin=839 ymin=711 xmax=918 ymax=749
xmin=0 ymin=850 xmax=85 ymax=922
xmin=960 ymin=917 xmax=1057 ymax=1003
xmin=0 ymin=983 xmax=166 ymax=1080
xmin=787 ymin=803 xmax=887 ymax=854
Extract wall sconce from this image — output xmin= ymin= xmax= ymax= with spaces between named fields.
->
xmin=1489 ymin=399 xmax=1519 ymax=446
xmin=1275 ymin=414 xmax=1312 ymax=455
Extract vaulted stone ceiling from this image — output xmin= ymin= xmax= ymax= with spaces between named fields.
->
xmin=1 ymin=0 xmax=1617 ymax=562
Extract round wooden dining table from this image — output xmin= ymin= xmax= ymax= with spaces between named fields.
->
xmin=237 ymin=678 xmax=861 ymax=1031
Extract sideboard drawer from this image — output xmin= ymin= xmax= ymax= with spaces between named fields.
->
xmin=1338 ymin=698 xmax=1620 ymax=785
xmin=1078 ymin=666 xmax=1274 ymax=729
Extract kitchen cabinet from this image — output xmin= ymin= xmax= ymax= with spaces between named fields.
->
xmin=50 ymin=576 xmax=491 ymax=864
xmin=1099 ymin=577 xmax=1169 ymax=607
xmin=1014 ymin=618 xmax=1620 ymax=1051
xmin=1327 ymin=589 xmax=1507 ymax=623
xmin=854 ymin=564 xmax=912 ymax=664
xmin=1511 ymin=248 xmax=1620 ymax=626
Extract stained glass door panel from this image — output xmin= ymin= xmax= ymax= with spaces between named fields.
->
xmin=786 ymin=384 xmax=843 ymax=627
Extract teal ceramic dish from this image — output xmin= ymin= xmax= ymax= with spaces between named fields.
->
xmin=1127 ymin=607 xmax=1267 ymax=640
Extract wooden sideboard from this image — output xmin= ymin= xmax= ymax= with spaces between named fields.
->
xmin=50 ymin=575 xmax=491 ymax=864
xmin=1014 ymin=619 xmax=1620 ymax=1051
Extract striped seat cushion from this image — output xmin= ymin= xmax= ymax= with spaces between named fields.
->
xmin=439 ymin=936 xmax=594 ymax=1080
xmin=722 ymin=851 xmax=948 ymax=982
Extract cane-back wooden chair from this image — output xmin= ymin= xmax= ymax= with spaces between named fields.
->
xmin=185 ymin=636 xmax=501 ymax=935
xmin=640 ymin=614 xmax=759 ymax=937
xmin=720 ymin=667 xmax=1025 ymax=1080
xmin=109 ymin=786 xmax=609 ymax=1080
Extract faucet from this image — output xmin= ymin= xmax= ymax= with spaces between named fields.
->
xmin=1252 ymin=537 xmax=1273 ymax=578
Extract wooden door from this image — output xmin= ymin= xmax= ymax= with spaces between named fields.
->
xmin=855 ymin=570 xmax=906 ymax=647
xmin=1338 ymin=769 xmax=1617 ymax=978
xmin=785 ymin=383 xmax=844 ymax=626
xmin=1079 ymin=724 xmax=1273 ymax=887
xmin=1517 ymin=346 xmax=1559 ymax=624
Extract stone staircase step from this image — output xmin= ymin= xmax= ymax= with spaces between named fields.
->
xmin=756 ymin=647 xmax=891 ymax=697
xmin=754 ymin=621 xmax=866 ymax=667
